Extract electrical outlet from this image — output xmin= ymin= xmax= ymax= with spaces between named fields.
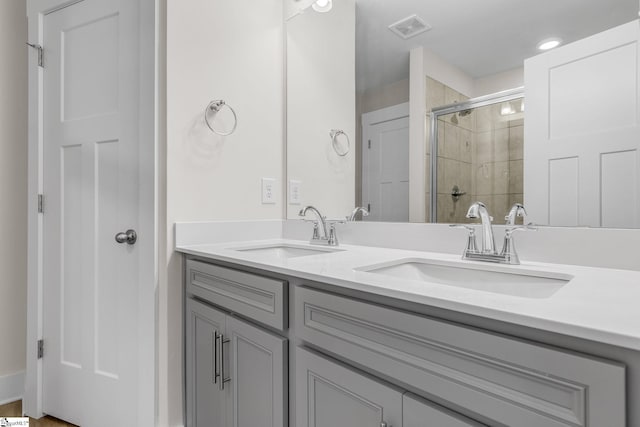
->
xmin=289 ymin=180 xmax=302 ymax=205
xmin=261 ymin=178 xmax=276 ymax=204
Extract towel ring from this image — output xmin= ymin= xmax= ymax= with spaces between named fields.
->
xmin=330 ymin=129 xmax=350 ymax=156
xmin=205 ymin=100 xmax=238 ymax=136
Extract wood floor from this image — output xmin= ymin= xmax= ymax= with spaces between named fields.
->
xmin=0 ymin=401 xmax=77 ymax=426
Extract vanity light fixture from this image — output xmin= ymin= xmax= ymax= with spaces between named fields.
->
xmin=537 ymin=38 xmax=562 ymax=51
xmin=312 ymin=0 xmax=333 ymax=13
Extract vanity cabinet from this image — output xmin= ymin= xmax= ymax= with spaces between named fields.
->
xmin=185 ymin=261 xmax=287 ymax=427
xmin=295 ymin=286 xmax=626 ymax=427
xmin=183 ymin=256 xmax=629 ymax=427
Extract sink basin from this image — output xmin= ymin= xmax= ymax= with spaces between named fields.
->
xmin=232 ymin=243 xmax=342 ymax=260
xmin=357 ymin=258 xmax=573 ymax=299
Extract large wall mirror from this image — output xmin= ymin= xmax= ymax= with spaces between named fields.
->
xmin=286 ymin=0 xmax=640 ymax=227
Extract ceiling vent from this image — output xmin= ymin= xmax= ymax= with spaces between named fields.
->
xmin=388 ymin=14 xmax=432 ymax=40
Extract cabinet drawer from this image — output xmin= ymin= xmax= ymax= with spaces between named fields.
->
xmin=295 ymin=287 xmax=625 ymax=427
xmin=187 ymin=259 xmax=287 ymax=330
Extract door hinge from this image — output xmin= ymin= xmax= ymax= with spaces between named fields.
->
xmin=38 ymin=194 xmax=44 ymax=213
xmin=368 ymin=139 xmax=371 ymax=149
xmin=37 ymin=339 xmax=44 ymax=359
xmin=26 ymin=43 xmax=44 ymax=67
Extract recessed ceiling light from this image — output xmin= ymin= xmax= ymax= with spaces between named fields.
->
xmin=537 ymin=38 xmax=562 ymax=51
xmin=312 ymin=0 xmax=332 ymax=13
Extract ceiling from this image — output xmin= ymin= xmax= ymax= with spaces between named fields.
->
xmin=356 ymin=0 xmax=639 ymax=93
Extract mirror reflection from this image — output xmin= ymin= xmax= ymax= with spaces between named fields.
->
xmin=286 ymin=0 xmax=639 ymax=227
xmin=431 ymin=91 xmax=524 ymax=225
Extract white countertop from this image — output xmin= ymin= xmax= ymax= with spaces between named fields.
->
xmin=176 ymin=238 xmax=640 ymax=352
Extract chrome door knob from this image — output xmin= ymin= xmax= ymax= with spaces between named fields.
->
xmin=115 ymin=229 xmax=137 ymax=245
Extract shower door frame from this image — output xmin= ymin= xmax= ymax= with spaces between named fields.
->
xmin=429 ymin=87 xmax=525 ymax=222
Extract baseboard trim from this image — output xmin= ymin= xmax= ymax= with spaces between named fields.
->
xmin=0 ymin=371 xmax=25 ymax=406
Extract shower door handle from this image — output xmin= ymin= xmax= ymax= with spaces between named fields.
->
xmin=451 ymin=185 xmax=466 ymax=201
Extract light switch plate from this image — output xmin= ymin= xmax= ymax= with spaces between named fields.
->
xmin=289 ymin=180 xmax=302 ymax=205
xmin=262 ymin=178 xmax=277 ymax=204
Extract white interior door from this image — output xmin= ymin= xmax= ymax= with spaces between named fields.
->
xmin=525 ymin=20 xmax=640 ymax=227
xmin=42 ymin=0 xmax=142 ymax=425
xmin=362 ymin=103 xmax=410 ymax=222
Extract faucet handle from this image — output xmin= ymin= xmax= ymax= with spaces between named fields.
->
xmin=449 ymin=224 xmax=478 ymax=254
xmin=504 ymin=223 xmax=538 ymax=236
xmin=311 ymin=221 xmax=320 ymax=240
xmin=327 ymin=223 xmax=339 ymax=246
xmin=499 ymin=223 xmax=536 ymax=264
xmin=326 ymin=218 xmax=347 ymax=225
xmin=449 ymin=224 xmax=475 ymax=232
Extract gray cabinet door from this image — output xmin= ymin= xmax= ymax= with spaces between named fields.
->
xmin=296 ymin=346 xmax=403 ymax=427
xmin=225 ymin=316 xmax=287 ymax=427
xmin=403 ymin=393 xmax=486 ymax=427
xmin=186 ymin=298 xmax=227 ymax=427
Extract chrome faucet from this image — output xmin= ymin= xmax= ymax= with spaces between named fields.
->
xmin=466 ymin=202 xmax=496 ymax=254
xmin=453 ymin=202 xmax=537 ymax=265
xmin=505 ymin=203 xmax=526 ymax=225
xmin=299 ymin=205 xmax=341 ymax=246
xmin=348 ymin=206 xmax=369 ymax=221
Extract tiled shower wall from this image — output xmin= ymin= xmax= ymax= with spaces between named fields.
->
xmin=427 ymin=77 xmax=524 ymax=224
xmin=426 ymin=77 xmax=471 ymax=222
xmin=474 ymin=107 xmax=524 ymax=224
xmin=435 ymin=108 xmax=473 ymax=223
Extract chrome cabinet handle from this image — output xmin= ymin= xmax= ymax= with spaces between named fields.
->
xmin=219 ymin=334 xmax=231 ymax=391
xmin=213 ymin=332 xmax=220 ymax=384
xmin=115 ymin=229 xmax=137 ymax=245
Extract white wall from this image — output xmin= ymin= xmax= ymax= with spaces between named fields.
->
xmin=409 ymin=47 xmax=427 ymax=222
xmin=423 ymin=48 xmax=475 ymax=98
xmin=474 ymin=67 xmax=524 ymax=97
xmin=422 ymin=47 xmax=524 ymax=100
xmin=161 ymin=0 xmax=284 ymax=423
xmin=286 ymin=0 xmax=356 ymax=219
xmin=0 ymin=0 xmax=27 ymax=404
